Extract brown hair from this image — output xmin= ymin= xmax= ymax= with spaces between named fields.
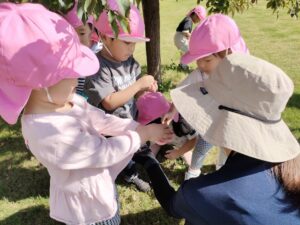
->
xmin=272 ymin=154 xmax=300 ymax=207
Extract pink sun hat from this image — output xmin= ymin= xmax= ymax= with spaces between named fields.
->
xmin=181 ymin=14 xmax=249 ymax=65
xmin=187 ymin=5 xmax=206 ymax=20
xmin=63 ymin=0 xmax=94 ymax=28
xmin=95 ymin=4 xmax=149 ymax=42
xmin=0 ymin=3 xmax=99 ymax=124
xmin=137 ymin=92 xmax=179 ymax=125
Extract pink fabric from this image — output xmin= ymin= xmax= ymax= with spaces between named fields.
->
xmin=0 ymin=3 xmax=99 ymax=124
xmin=181 ymin=14 xmax=249 ymax=64
xmin=107 ymin=0 xmax=120 ymax=11
xmin=187 ymin=5 xmax=206 ymax=20
xmin=21 ymin=94 xmax=141 ymax=224
xmin=137 ymin=92 xmax=178 ymax=125
xmin=63 ymin=0 xmax=94 ymax=28
xmin=95 ymin=4 xmax=149 ymax=42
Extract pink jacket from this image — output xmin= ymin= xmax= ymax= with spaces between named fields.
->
xmin=21 ymin=95 xmax=141 ymax=225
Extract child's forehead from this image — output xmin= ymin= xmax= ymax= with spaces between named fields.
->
xmin=198 ymin=54 xmax=217 ymax=61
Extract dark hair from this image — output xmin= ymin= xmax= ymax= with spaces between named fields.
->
xmin=272 ymin=154 xmax=300 ymax=207
xmin=190 ymin=12 xmax=196 ymax=17
xmin=212 ymin=49 xmax=233 ymax=58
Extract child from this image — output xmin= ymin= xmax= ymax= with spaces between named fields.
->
xmin=164 ymin=14 xmax=250 ymax=174
xmin=137 ymin=91 xmax=212 ymax=179
xmin=136 ymin=92 xmax=192 ymax=153
xmin=0 ymin=3 xmax=172 ymax=225
xmin=84 ymin=4 xmax=157 ymax=192
xmin=63 ymin=0 xmax=103 ymax=97
xmin=174 ymin=5 xmax=206 ymax=70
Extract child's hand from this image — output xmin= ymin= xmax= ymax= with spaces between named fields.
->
xmin=147 ymin=123 xmax=173 ymax=144
xmin=165 ymin=149 xmax=181 ymax=160
xmin=148 ymin=80 xmax=158 ymax=92
xmin=136 ymin=123 xmax=173 ymax=145
xmin=136 ymin=75 xmax=155 ymax=91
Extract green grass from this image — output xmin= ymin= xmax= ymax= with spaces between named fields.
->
xmin=0 ymin=0 xmax=300 ymax=224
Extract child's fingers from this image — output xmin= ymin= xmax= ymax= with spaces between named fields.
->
xmin=165 ymin=151 xmax=172 ymax=158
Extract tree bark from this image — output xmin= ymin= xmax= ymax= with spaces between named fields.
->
xmin=142 ymin=0 xmax=161 ymax=82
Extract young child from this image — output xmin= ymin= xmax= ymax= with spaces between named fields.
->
xmin=136 ymin=91 xmax=202 ymax=176
xmin=163 ymin=14 xmax=250 ymax=175
xmin=174 ymin=5 xmax=206 ymax=70
xmin=137 ymin=91 xmax=212 ymax=180
xmin=0 ymin=3 xmax=172 ymax=225
xmin=63 ymin=0 xmax=103 ymax=98
xmin=84 ymin=4 xmax=157 ymax=192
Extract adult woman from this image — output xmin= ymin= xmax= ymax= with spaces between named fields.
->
xmin=135 ymin=52 xmax=300 ymax=225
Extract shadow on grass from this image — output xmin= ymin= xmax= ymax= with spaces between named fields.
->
xmin=0 ymin=205 xmax=63 ymax=225
xmin=121 ymin=207 xmax=182 ymax=225
xmin=0 ymin=157 xmax=50 ymax=201
xmin=0 ymin=118 xmax=21 ymax=136
xmin=287 ymin=93 xmax=300 ymax=109
xmin=0 ymin=206 xmax=180 ymax=225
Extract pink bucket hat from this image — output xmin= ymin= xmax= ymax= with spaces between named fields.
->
xmin=137 ymin=92 xmax=179 ymax=125
xmin=187 ymin=5 xmax=206 ymax=20
xmin=0 ymin=3 xmax=99 ymax=124
xmin=63 ymin=0 xmax=94 ymax=28
xmin=181 ymin=14 xmax=249 ymax=65
xmin=95 ymin=4 xmax=149 ymax=42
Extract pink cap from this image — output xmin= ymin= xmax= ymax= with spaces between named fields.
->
xmin=187 ymin=5 xmax=206 ymax=20
xmin=137 ymin=92 xmax=179 ymax=125
xmin=0 ymin=3 xmax=99 ymax=124
xmin=95 ymin=4 xmax=149 ymax=42
xmin=63 ymin=0 xmax=94 ymax=28
xmin=181 ymin=14 xmax=249 ymax=64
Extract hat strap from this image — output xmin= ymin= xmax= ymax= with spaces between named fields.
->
xmin=44 ymin=88 xmax=54 ymax=103
xmin=218 ymin=105 xmax=281 ymax=124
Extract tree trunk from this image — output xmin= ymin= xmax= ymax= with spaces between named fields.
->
xmin=142 ymin=0 xmax=161 ymax=82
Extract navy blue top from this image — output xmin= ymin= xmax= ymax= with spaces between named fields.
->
xmin=176 ymin=16 xmax=193 ymax=33
xmin=170 ymin=153 xmax=300 ymax=225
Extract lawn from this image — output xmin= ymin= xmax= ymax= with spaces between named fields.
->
xmin=0 ymin=0 xmax=299 ymax=225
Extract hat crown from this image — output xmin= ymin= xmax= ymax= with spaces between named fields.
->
xmin=189 ymin=14 xmax=241 ymax=56
xmin=95 ymin=4 xmax=148 ymax=42
xmin=0 ymin=3 xmax=84 ymax=88
xmin=188 ymin=5 xmax=206 ymax=20
xmin=137 ymin=92 xmax=170 ymax=125
xmin=207 ymin=53 xmax=294 ymax=121
xmin=63 ymin=0 xmax=94 ymax=28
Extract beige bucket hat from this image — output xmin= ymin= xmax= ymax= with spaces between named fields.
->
xmin=171 ymin=53 xmax=300 ymax=162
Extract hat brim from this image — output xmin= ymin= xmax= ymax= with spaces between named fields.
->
xmin=180 ymin=51 xmax=212 ymax=65
xmin=171 ymin=82 xmax=300 ymax=163
xmin=0 ymin=82 xmax=31 ymax=125
xmin=64 ymin=45 xmax=100 ymax=79
xmin=106 ymin=34 xmax=150 ymax=42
